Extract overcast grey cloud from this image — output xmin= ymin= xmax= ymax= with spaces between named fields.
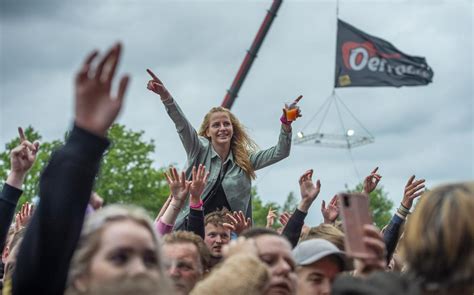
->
xmin=1 ymin=0 xmax=472 ymax=225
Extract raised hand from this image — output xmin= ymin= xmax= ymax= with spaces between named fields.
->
xmin=355 ymin=225 xmax=387 ymax=276
xmin=164 ymin=167 xmax=190 ymax=204
xmin=281 ymin=95 xmax=303 ymax=129
xmin=223 ymin=211 xmax=251 ymax=235
xmin=15 ymin=202 xmax=34 ymax=231
xmin=266 ymin=207 xmax=277 ymax=228
xmin=10 ymin=127 xmax=40 ymax=175
xmin=322 ymin=194 xmax=339 ymax=224
xmin=7 ymin=127 xmax=40 ymax=188
xmin=75 ymin=43 xmax=129 ymax=137
xmin=146 ymin=69 xmax=171 ymax=101
xmin=279 ymin=211 xmax=292 ymax=227
xmin=298 ymin=169 xmax=321 ymax=212
xmin=402 ymin=175 xmax=425 ymax=210
xmin=363 ymin=167 xmax=382 ymax=195
xmin=189 ymin=164 xmax=209 ymax=203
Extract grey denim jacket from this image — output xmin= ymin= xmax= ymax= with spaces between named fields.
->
xmin=163 ymin=99 xmax=292 ymax=226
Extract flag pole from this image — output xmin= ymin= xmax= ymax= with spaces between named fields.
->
xmin=334 ymin=0 xmax=362 ymax=182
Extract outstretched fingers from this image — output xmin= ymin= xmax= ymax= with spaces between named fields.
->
xmin=77 ymin=50 xmax=99 ymax=82
xmin=115 ymin=75 xmax=130 ymax=105
xmin=103 ymin=43 xmax=122 ymax=85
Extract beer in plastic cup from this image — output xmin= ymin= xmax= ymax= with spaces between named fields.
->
xmin=285 ymin=102 xmax=298 ymax=121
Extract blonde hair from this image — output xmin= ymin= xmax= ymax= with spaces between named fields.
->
xmin=401 ymin=182 xmax=474 ymax=292
xmin=198 ymin=107 xmax=258 ymax=179
xmin=204 ymin=207 xmax=231 ymax=228
xmin=302 ymin=224 xmax=345 ymax=251
xmin=66 ymin=205 xmax=165 ymax=292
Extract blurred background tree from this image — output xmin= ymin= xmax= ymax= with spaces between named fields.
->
xmin=0 ymin=124 xmax=169 ymax=215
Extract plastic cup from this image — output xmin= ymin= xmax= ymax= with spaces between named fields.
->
xmin=285 ymin=101 xmax=298 ymax=121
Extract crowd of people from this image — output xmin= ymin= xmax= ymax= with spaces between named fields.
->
xmin=0 ymin=42 xmax=472 ymax=295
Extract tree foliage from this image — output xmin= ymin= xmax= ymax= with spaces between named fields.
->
xmin=0 ymin=124 xmax=169 ymax=215
xmin=251 ymin=186 xmax=281 ymax=227
xmin=0 ymin=126 xmax=62 ymax=208
xmin=282 ymin=191 xmax=298 ymax=213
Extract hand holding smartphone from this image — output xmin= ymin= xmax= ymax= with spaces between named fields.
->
xmin=338 ymin=192 xmax=374 ymax=259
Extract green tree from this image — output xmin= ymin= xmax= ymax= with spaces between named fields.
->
xmin=0 ymin=124 xmax=169 ymax=215
xmin=346 ymin=183 xmax=394 ymax=228
xmin=0 ymin=126 xmax=63 ymax=208
xmin=251 ymin=186 xmax=280 ymax=227
xmin=282 ymin=191 xmax=298 ymax=213
xmin=94 ymin=124 xmax=169 ymax=215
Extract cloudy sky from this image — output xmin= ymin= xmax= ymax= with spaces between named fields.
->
xmin=1 ymin=0 xmax=472 ymax=224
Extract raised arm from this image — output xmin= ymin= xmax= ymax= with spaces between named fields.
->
xmin=13 ymin=42 xmax=128 ymax=295
xmin=250 ymin=95 xmax=302 ymax=170
xmin=0 ymin=128 xmax=39 ymax=252
xmin=146 ymin=69 xmax=202 ymax=160
xmin=155 ymin=167 xmax=191 ymax=235
xmin=187 ymin=164 xmax=208 ymax=239
xmin=282 ymin=169 xmax=320 ymax=248
xmin=383 ymin=175 xmax=425 ymax=262
xmin=321 ymin=194 xmax=339 ymax=225
xmin=362 ymin=167 xmax=382 ymax=195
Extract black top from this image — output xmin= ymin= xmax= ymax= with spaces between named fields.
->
xmin=0 ymin=183 xmax=23 ymax=255
xmin=12 ymin=125 xmax=109 ymax=295
xmin=203 ymin=183 xmax=231 ymax=216
xmin=282 ymin=208 xmax=308 ymax=248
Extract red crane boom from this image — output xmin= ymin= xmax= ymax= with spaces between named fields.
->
xmin=221 ymin=0 xmax=283 ymax=109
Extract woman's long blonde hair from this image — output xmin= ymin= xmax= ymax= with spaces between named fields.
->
xmin=199 ymin=107 xmax=258 ymax=179
xmin=401 ymin=182 xmax=474 ymax=292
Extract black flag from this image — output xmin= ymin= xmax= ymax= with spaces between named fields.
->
xmin=335 ymin=19 xmax=434 ymax=88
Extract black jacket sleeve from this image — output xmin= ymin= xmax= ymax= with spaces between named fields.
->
xmin=0 ymin=184 xmax=22 ymax=252
xmin=383 ymin=214 xmax=405 ymax=263
xmin=187 ymin=208 xmax=205 ymax=239
xmin=282 ymin=209 xmax=307 ymax=248
xmin=12 ymin=125 xmax=109 ymax=295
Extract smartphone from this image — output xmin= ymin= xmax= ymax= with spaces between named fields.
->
xmin=338 ymin=192 xmax=374 ymax=259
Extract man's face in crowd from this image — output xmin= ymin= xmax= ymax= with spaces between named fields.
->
xmin=204 ymin=224 xmax=230 ymax=258
xmin=254 ymin=235 xmax=297 ymax=295
xmin=296 ymin=255 xmax=342 ymax=295
xmin=162 ymin=242 xmax=203 ymax=295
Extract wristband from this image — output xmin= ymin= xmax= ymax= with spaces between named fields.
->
xmin=396 ymin=208 xmax=408 ymax=218
xmin=190 ymin=199 xmax=204 ymax=209
xmin=398 ymin=203 xmax=410 ymax=214
xmin=280 ymin=114 xmax=291 ymax=126
xmin=400 ymin=203 xmax=410 ymax=211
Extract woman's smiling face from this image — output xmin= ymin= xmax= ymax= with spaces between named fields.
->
xmin=206 ymin=112 xmax=234 ymax=148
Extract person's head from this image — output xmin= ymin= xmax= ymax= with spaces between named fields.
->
xmin=302 ymin=224 xmax=345 ymax=251
xmin=242 ymin=228 xmax=297 ymax=295
xmin=67 ymin=205 xmax=166 ymax=293
xmin=204 ymin=209 xmax=231 ymax=259
xmin=402 ymin=182 xmax=474 ymax=293
xmin=198 ymin=107 xmax=257 ymax=179
xmin=293 ymin=239 xmax=346 ymax=295
xmin=162 ymin=231 xmax=210 ymax=294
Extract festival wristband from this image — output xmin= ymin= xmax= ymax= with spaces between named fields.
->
xmin=280 ymin=114 xmax=291 ymax=126
xmin=190 ymin=199 xmax=204 ymax=209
